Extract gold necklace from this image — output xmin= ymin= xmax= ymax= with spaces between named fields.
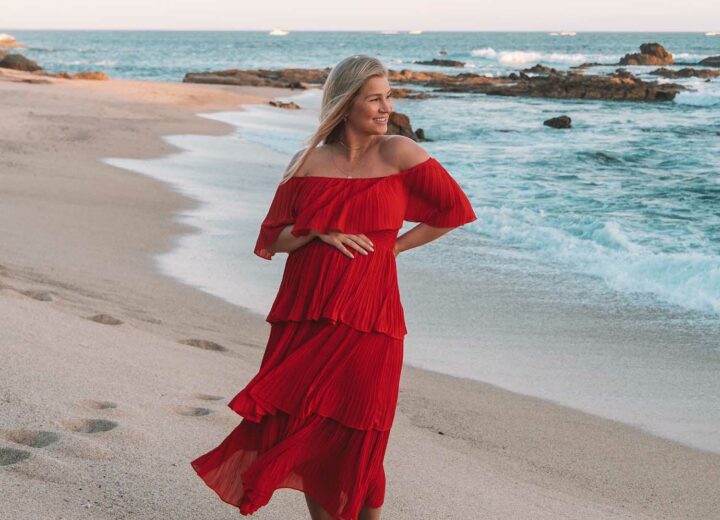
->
xmin=332 ymin=140 xmax=371 ymax=178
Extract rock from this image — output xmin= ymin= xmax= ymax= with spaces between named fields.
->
xmin=698 ymin=56 xmax=720 ymax=67
xmin=438 ymin=50 xmax=448 ymax=55
xmin=571 ymin=62 xmax=604 ymax=69
xmin=618 ymin=42 xmax=673 ymax=66
xmin=414 ymin=58 xmax=465 ymax=67
xmin=0 ymin=33 xmax=22 ymax=48
xmin=544 ymin=115 xmax=572 ymax=129
xmin=183 ymin=67 xmax=330 ymax=88
xmin=0 ymin=54 xmax=42 ymax=72
xmin=184 ymin=65 xmax=683 ymax=103
xmin=521 ymin=64 xmax=560 ymax=75
xmin=483 ymin=73 xmax=680 ymax=101
xmin=388 ymin=87 xmax=433 ymax=99
xmin=650 ymin=67 xmax=720 ymax=79
xmin=386 ymin=111 xmax=424 ymax=141
xmin=71 ymin=71 xmax=109 ymax=80
xmin=268 ymin=99 xmax=300 ymax=109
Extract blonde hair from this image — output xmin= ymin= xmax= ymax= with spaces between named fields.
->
xmin=280 ymin=54 xmax=389 ymax=184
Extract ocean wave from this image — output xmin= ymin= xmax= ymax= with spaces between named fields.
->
xmin=474 ymin=207 xmax=720 ymax=315
xmin=470 ymin=48 xmax=617 ymax=65
xmin=471 ymin=47 xmax=497 ymax=58
xmin=674 ymin=92 xmax=720 ymax=107
xmin=673 ymin=52 xmax=709 ymax=61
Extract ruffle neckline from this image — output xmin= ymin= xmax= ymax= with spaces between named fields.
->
xmin=288 ymin=156 xmax=436 ymax=182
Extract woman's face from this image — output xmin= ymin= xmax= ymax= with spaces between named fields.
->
xmin=346 ymin=75 xmax=393 ymax=136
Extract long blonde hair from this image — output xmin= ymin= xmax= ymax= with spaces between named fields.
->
xmin=280 ymin=54 xmax=389 ymax=184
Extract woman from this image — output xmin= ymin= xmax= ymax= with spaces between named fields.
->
xmin=191 ymin=54 xmax=477 ymax=520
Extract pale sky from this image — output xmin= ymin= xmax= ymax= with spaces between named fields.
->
xmin=2 ymin=0 xmax=719 ymax=31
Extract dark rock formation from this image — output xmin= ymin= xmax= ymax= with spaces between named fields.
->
xmin=268 ymin=99 xmax=300 ymax=109
xmin=650 ymin=67 xmax=720 ymax=79
xmin=414 ymin=58 xmax=465 ymax=67
xmin=183 ymin=65 xmax=683 ymax=102
xmin=544 ymin=115 xmax=572 ymax=129
xmin=183 ymin=67 xmax=330 ymax=88
xmin=389 ymin=87 xmax=434 ymax=99
xmin=619 ymin=43 xmax=673 ymax=66
xmin=571 ymin=62 xmax=605 ymax=69
xmin=522 ymin=64 xmax=560 ymax=75
xmin=698 ymin=56 xmax=720 ymax=67
xmin=0 ymin=53 xmax=42 ymax=72
xmin=386 ymin=112 xmax=425 ymax=141
xmin=72 ymin=71 xmax=109 ymax=80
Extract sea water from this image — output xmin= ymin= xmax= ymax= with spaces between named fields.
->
xmin=11 ymin=30 xmax=719 ymax=452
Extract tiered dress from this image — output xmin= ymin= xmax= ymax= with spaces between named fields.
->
xmin=190 ymin=156 xmax=477 ymax=519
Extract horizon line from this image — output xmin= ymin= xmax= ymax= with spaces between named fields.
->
xmin=4 ymin=28 xmax=719 ymax=33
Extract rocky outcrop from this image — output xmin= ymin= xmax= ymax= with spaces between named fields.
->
xmin=386 ymin=112 xmax=426 ymax=141
xmin=414 ymin=58 xmax=465 ymax=67
xmin=522 ymin=64 xmax=560 ymax=75
xmin=183 ymin=65 xmax=683 ymax=102
xmin=698 ymin=56 xmax=720 ymax=67
xmin=619 ymin=43 xmax=673 ymax=66
xmin=0 ymin=54 xmax=42 ymax=72
xmin=268 ymin=99 xmax=300 ymax=109
xmin=650 ymin=67 xmax=720 ymax=79
xmin=183 ymin=68 xmax=330 ymax=88
xmin=0 ymin=34 xmax=22 ymax=48
xmin=71 ymin=71 xmax=109 ymax=80
xmin=544 ymin=115 xmax=571 ymax=129
xmin=389 ymin=87 xmax=434 ymax=99
xmin=431 ymin=68 xmax=681 ymax=101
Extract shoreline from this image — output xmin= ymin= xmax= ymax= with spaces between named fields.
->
xmin=1 ymin=72 xmax=719 ymax=519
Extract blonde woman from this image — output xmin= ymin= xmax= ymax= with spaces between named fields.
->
xmin=191 ymin=54 xmax=477 ymax=520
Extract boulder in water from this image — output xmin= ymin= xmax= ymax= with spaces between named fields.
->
xmin=698 ymin=56 xmax=720 ymax=67
xmin=544 ymin=115 xmax=572 ymax=129
xmin=0 ymin=54 xmax=42 ymax=72
xmin=618 ymin=43 xmax=674 ymax=66
xmin=0 ymin=33 xmax=22 ymax=48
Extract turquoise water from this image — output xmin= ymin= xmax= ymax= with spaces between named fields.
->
xmin=9 ymin=30 xmax=720 ymax=451
xmin=9 ymin=30 xmax=720 ymax=316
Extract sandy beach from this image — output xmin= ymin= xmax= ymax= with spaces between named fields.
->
xmin=1 ymin=69 xmax=719 ymax=519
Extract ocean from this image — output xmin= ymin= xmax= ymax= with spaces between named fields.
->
xmin=9 ymin=30 xmax=720 ymax=453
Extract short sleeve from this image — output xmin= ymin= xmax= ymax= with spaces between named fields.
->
xmin=254 ymin=180 xmax=297 ymax=260
xmin=404 ymin=158 xmax=477 ymax=228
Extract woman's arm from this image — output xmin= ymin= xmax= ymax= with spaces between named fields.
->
xmin=269 ymin=226 xmax=375 ymax=259
xmin=266 ymin=225 xmax=317 ymax=255
xmin=394 ymin=223 xmax=454 ymax=257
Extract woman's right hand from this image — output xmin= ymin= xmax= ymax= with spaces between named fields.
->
xmin=310 ymin=230 xmax=374 ymax=259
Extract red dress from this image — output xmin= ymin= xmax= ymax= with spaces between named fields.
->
xmin=190 ymin=156 xmax=477 ymax=519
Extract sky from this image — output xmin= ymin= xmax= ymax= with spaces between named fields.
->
xmin=2 ymin=0 xmax=719 ymax=32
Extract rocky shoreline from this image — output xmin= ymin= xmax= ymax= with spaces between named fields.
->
xmin=180 ymin=43 xmax=720 ymax=103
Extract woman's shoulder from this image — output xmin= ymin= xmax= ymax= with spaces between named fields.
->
xmin=379 ymin=135 xmax=431 ymax=172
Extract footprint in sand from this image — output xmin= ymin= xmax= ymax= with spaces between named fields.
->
xmin=173 ymin=405 xmax=212 ymax=417
xmin=87 ymin=314 xmax=123 ymax=325
xmin=21 ymin=290 xmax=54 ymax=302
xmin=78 ymin=399 xmax=117 ymax=410
xmin=0 ymin=447 xmax=32 ymax=466
xmin=0 ymin=429 xmax=59 ymax=448
xmin=192 ymin=393 xmax=224 ymax=401
xmin=178 ymin=339 xmax=227 ymax=352
xmin=56 ymin=419 xmax=118 ymax=433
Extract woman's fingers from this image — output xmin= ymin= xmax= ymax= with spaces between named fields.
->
xmin=342 ymin=236 xmax=372 ymax=256
xmin=334 ymin=240 xmax=355 ymax=258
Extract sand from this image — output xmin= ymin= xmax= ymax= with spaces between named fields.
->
xmin=1 ymin=69 xmax=718 ymax=519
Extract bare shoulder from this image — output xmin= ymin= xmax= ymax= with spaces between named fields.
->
xmin=285 ymin=147 xmax=320 ymax=178
xmin=380 ymin=135 xmax=431 ymax=171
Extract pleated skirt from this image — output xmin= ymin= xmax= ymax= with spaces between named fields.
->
xmin=190 ymin=318 xmax=404 ymax=520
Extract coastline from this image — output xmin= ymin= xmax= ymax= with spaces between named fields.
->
xmin=1 ymin=72 xmax=718 ymax=519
